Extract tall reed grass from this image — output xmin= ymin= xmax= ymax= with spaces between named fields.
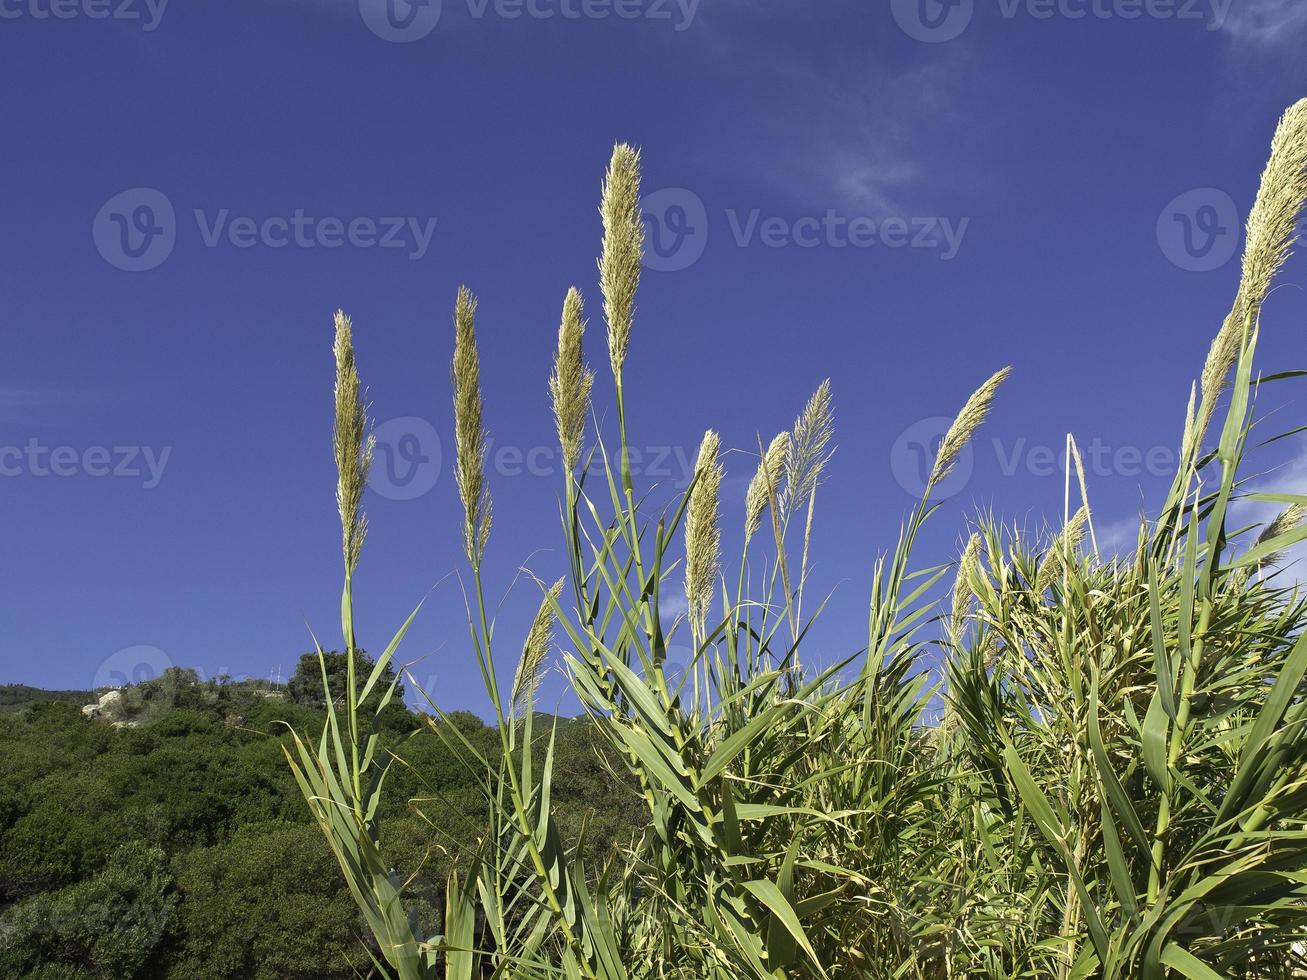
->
xmin=288 ymin=102 xmax=1307 ymax=978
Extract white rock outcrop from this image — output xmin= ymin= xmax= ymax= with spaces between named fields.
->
xmin=82 ymin=689 xmax=125 ymax=720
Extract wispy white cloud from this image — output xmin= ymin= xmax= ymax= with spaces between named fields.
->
xmin=1219 ymin=0 xmax=1307 ymax=46
xmin=769 ymin=60 xmax=969 ymax=215
xmin=659 ymin=591 xmax=689 ymax=627
xmin=1095 ymin=513 xmax=1146 ymax=559
xmin=270 ymin=0 xmax=966 ymax=214
xmin=1091 ymin=438 xmax=1307 ymax=573
xmin=682 ymin=6 xmax=970 ymax=215
xmin=1229 ymin=437 xmax=1307 ymax=583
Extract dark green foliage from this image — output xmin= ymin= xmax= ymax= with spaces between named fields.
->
xmin=288 ymin=651 xmax=405 ymax=713
xmin=0 ymin=685 xmax=92 ymax=714
xmin=0 ymin=842 xmax=176 ymax=979
xmin=169 ymin=821 xmax=358 ymax=980
xmin=0 ymin=682 xmax=637 ymax=978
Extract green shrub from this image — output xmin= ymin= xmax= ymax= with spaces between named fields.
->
xmin=0 ymin=842 xmax=176 ymax=979
xmin=167 ymin=820 xmax=359 ymax=980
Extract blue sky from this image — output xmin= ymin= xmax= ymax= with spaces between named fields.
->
xmin=2 ymin=0 xmax=1306 ymax=712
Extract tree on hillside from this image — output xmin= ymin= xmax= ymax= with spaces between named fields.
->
xmin=286 ymin=651 xmax=408 ymax=718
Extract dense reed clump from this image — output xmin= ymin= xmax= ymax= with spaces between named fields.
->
xmin=292 ymin=103 xmax=1307 ymax=979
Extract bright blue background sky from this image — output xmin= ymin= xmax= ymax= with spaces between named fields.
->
xmin=2 ymin=0 xmax=1305 ymax=712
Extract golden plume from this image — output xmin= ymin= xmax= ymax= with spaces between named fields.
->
xmin=598 ymin=144 xmax=644 ymax=377
xmin=549 ymin=287 xmax=594 ymax=473
xmin=452 ymin=286 xmax=492 ymax=565
xmin=745 ymin=431 xmax=789 ymax=540
xmin=511 ymin=578 xmax=565 ymax=717
xmin=332 ymin=310 xmax=374 ymax=575
xmin=929 ymin=367 xmax=1011 ymax=492
xmin=951 ymin=532 xmax=983 ymax=639
xmin=1197 ymin=99 xmax=1307 ymax=446
xmin=685 ymin=430 xmax=724 ymax=638
xmin=1036 ymin=506 xmax=1088 ymax=593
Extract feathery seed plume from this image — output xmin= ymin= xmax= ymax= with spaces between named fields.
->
xmin=511 ymin=578 xmax=564 ymax=717
xmin=1198 ymin=99 xmax=1307 ymax=442
xmin=549 ymin=288 xmax=594 ymax=473
xmin=1036 ymin=506 xmax=1088 ymax=592
xmin=333 ymin=310 xmax=374 ymax=575
xmin=1199 ymin=317 xmax=1243 ymax=439
xmin=745 ymin=431 xmax=789 ymax=540
xmin=598 ymin=144 xmax=644 ymax=376
xmin=685 ymin=430 xmax=724 ymax=638
xmin=1179 ymin=382 xmax=1197 ymax=460
xmin=452 ymin=286 xmax=492 ymax=565
xmin=781 ymin=380 xmax=835 ymax=518
xmin=1259 ymin=503 xmax=1307 ymax=545
xmin=1253 ymin=503 xmax=1307 ymax=568
xmin=1067 ymin=434 xmax=1098 ymax=556
xmin=929 ymin=367 xmax=1012 ymax=492
xmin=951 ymin=532 xmax=983 ymax=640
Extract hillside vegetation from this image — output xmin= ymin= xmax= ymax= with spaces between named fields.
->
xmin=0 ymin=685 xmax=92 ymax=714
xmin=0 ymin=672 xmax=636 ymax=980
